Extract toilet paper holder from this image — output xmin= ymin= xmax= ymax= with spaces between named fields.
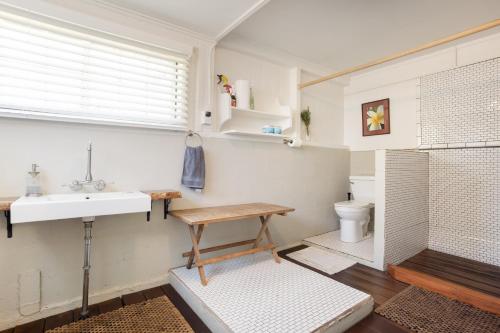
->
xmin=283 ymin=137 xmax=302 ymax=148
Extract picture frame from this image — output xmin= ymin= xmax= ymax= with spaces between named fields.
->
xmin=362 ymin=98 xmax=390 ymax=136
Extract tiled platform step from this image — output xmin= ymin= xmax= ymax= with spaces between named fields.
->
xmin=170 ymin=252 xmax=374 ymax=333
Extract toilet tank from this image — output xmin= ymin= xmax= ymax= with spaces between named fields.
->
xmin=349 ymin=176 xmax=375 ymax=203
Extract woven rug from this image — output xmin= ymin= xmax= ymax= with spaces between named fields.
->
xmin=375 ymin=286 xmax=500 ymax=333
xmin=46 ymin=296 xmax=193 ymax=333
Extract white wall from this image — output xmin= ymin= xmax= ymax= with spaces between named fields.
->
xmin=343 ymin=31 xmax=500 ymax=151
xmin=0 ymin=1 xmax=349 ymax=329
xmin=300 ymin=72 xmax=344 ymax=148
xmin=344 ymin=79 xmax=418 ymax=151
xmin=350 ymin=151 xmax=375 ymax=176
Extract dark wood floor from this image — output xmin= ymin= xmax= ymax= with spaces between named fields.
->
xmin=0 ymin=284 xmax=210 ymax=333
xmin=4 ymin=247 xmax=499 ymax=333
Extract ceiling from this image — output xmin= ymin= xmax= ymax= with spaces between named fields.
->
xmin=100 ymin=0 xmax=267 ymax=39
xmin=99 ymin=0 xmax=500 ymax=72
xmin=221 ymin=0 xmax=500 ymax=71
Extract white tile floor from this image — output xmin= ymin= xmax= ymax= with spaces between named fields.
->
xmin=303 ymin=230 xmax=375 ymax=262
xmin=171 ymin=252 xmax=373 ymax=333
xmin=287 ymin=246 xmax=357 ymax=275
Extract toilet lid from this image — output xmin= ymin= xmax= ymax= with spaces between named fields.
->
xmin=334 ymin=200 xmax=372 ymax=208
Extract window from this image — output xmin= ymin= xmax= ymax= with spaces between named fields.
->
xmin=0 ymin=10 xmax=190 ymax=129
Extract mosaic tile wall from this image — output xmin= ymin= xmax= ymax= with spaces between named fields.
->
xmin=428 ymin=148 xmax=500 ymax=265
xmin=384 ymin=150 xmax=429 ymax=266
xmin=418 ymin=57 xmax=500 ymax=149
xmin=419 ymin=58 xmax=500 ymax=266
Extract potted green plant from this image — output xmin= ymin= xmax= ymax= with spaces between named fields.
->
xmin=301 ymin=106 xmax=311 ymax=141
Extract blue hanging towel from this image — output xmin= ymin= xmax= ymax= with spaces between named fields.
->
xmin=181 ymin=146 xmax=205 ymax=189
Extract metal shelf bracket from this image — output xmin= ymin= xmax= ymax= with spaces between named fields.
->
xmin=146 ymin=198 xmax=172 ymax=222
xmin=4 ymin=211 xmax=12 ymax=238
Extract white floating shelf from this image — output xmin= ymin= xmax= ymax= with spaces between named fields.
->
xmin=221 ymin=130 xmax=285 ymax=139
xmin=229 ymin=107 xmax=290 ymax=120
xmin=218 ymin=93 xmax=293 ymax=136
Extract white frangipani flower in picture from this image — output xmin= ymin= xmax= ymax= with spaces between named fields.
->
xmin=367 ymin=105 xmax=385 ymax=131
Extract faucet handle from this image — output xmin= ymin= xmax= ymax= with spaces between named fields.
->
xmin=94 ymin=180 xmax=106 ymax=191
xmin=62 ymin=180 xmax=83 ymax=191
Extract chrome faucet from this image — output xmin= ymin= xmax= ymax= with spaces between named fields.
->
xmin=85 ymin=142 xmax=93 ymax=182
xmin=68 ymin=142 xmax=106 ymax=192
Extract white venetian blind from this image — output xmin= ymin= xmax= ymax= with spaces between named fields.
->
xmin=0 ymin=10 xmax=190 ymax=129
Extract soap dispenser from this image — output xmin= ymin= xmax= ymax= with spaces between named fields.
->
xmin=26 ymin=164 xmax=42 ymax=197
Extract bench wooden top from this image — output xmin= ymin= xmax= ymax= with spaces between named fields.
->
xmin=169 ymin=202 xmax=295 ymax=225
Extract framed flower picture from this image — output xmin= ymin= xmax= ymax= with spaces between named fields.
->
xmin=362 ymin=98 xmax=390 ymax=136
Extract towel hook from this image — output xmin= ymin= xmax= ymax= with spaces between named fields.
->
xmin=185 ymin=130 xmax=203 ymax=147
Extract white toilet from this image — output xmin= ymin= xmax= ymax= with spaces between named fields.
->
xmin=334 ymin=176 xmax=375 ymax=243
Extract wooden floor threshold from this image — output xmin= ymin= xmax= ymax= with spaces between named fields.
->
xmin=388 ymin=264 xmax=500 ymax=315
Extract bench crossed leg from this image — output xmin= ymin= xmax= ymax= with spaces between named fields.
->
xmin=255 ymin=215 xmax=281 ymax=263
xmin=187 ymin=224 xmax=207 ymax=286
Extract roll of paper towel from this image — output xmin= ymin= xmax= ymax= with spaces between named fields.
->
xmin=235 ymin=80 xmax=250 ymax=109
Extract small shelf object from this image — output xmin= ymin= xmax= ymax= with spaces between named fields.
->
xmin=218 ymin=93 xmax=292 ymax=138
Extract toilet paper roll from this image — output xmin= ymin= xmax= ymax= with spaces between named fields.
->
xmin=235 ymin=80 xmax=250 ymax=109
xmin=287 ymin=137 xmax=302 ymax=148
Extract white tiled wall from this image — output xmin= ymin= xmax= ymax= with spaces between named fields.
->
xmin=418 ymin=57 xmax=500 ymax=149
xmin=419 ymin=57 xmax=500 ymax=266
xmin=383 ymin=150 xmax=429 ymax=266
xmin=428 ymin=148 xmax=500 ymax=266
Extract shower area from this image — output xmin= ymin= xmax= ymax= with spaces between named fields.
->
xmin=418 ymin=57 xmax=499 ymax=267
xmin=303 ymin=56 xmax=499 ymax=270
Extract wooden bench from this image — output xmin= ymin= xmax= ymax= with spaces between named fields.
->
xmin=170 ymin=202 xmax=295 ymax=286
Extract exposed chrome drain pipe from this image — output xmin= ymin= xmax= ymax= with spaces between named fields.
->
xmin=80 ymin=217 xmax=94 ymax=319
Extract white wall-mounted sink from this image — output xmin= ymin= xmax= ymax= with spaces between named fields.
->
xmin=11 ymin=191 xmax=151 ymax=223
